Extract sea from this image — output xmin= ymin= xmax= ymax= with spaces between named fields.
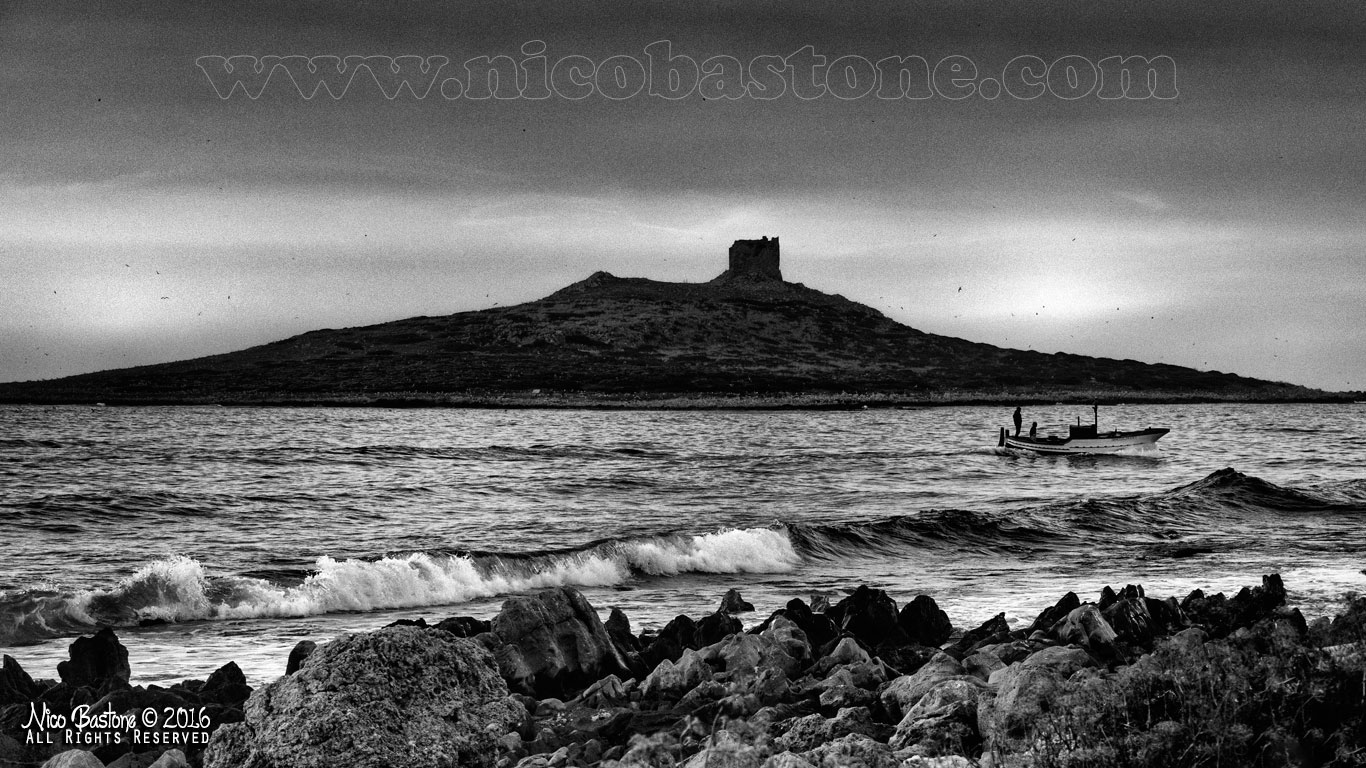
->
xmin=2 ymin=402 xmax=1364 ymax=687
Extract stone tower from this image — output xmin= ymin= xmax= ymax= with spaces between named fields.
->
xmin=726 ymin=236 xmax=782 ymax=281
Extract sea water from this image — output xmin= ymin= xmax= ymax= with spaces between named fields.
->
xmin=2 ymin=402 xmax=1364 ymax=686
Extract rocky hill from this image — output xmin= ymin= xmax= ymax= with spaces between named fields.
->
xmin=0 ymin=239 xmax=1325 ymax=406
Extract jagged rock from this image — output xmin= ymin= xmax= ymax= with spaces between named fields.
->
xmin=572 ymin=674 xmax=628 ymax=709
xmin=720 ymin=589 xmax=756 ymax=615
xmin=898 ymin=596 xmax=953 ymax=647
xmin=1050 ymin=605 xmax=1123 ymax=664
xmin=1027 ymin=592 xmax=1081 ymax=634
xmin=946 ymin=613 xmax=1010 ymax=657
xmin=604 ymin=608 xmax=647 ymax=679
xmin=961 ymin=648 xmax=1006 ymax=681
xmin=57 ymin=628 xmax=130 ymax=692
xmin=1103 ymin=597 xmax=1162 ymax=647
xmin=641 ymin=648 xmax=711 ymax=701
xmin=700 ymin=631 xmax=802 ymax=680
xmin=879 ymin=652 xmax=965 ymax=722
xmin=821 ymin=636 xmax=871 ymax=668
xmin=800 ymin=732 xmax=897 ymax=768
xmin=697 ymin=611 xmax=743 ymax=647
xmin=1 ymin=654 xmax=40 ymax=705
xmin=384 ymin=617 xmax=428 ymax=629
xmin=759 ymin=615 xmax=813 ymax=668
xmin=200 ymin=661 xmax=252 ymax=707
xmin=889 ymin=677 xmax=987 ymax=752
xmin=285 ymin=640 xmax=315 ymax=675
xmin=42 ymin=750 xmax=105 ymax=768
xmin=641 ymin=614 xmax=698 ymax=669
xmin=765 ymin=599 xmax=839 ymax=655
xmin=606 ymin=608 xmax=640 ymax=652
xmin=817 ymin=682 xmax=875 ymax=711
xmin=435 ymin=616 xmax=491 ymax=637
xmin=202 ymin=627 xmax=524 ymax=768
xmin=1180 ymin=574 xmax=1288 ymax=638
xmin=775 ymin=707 xmax=884 ymax=753
xmin=826 ymin=587 xmax=909 ymax=649
xmin=978 ymin=645 xmax=1096 ymax=753
xmin=491 ymin=586 xmax=632 ymax=698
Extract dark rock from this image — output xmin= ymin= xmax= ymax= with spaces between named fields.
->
xmin=604 ymin=608 xmax=647 ymax=679
xmin=826 ymin=587 xmax=909 ymax=649
xmin=897 ymin=595 xmax=953 ymax=647
xmin=1 ymin=655 xmax=40 ymax=706
xmin=879 ymin=652 xmax=966 ymax=722
xmin=1182 ymin=574 xmax=1288 ymax=638
xmin=1098 ymin=585 xmax=1120 ymax=610
xmin=810 ymin=594 xmax=831 ymax=613
xmin=490 ymin=586 xmax=632 ymax=699
xmin=1050 ymin=604 xmax=1124 ymax=665
xmin=285 ymin=640 xmax=316 ymax=675
xmin=605 ymin=609 xmax=639 ymax=652
xmin=1027 ymin=592 xmax=1081 ymax=634
xmin=200 ymin=662 xmax=252 ymax=707
xmin=696 ymin=611 xmax=742 ymax=647
xmin=641 ymin=614 xmax=698 ymax=669
xmin=874 ymin=644 xmax=939 ymax=677
xmin=719 ymin=589 xmax=755 ymax=614
xmin=434 ymin=616 xmax=491 ymax=637
xmin=202 ymin=627 xmax=524 ymax=768
xmin=978 ymin=646 xmax=1097 ymax=754
xmin=640 ymin=649 xmax=711 ymax=702
xmin=57 ymin=628 xmax=131 ymax=694
xmin=754 ymin=599 xmax=839 ymax=656
xmin=384 ymin=617 xmax=428 ymax=629
xmin=88 ymin=685 xmax=196 ymax=718
xmin=1103 ymin=597 xmax=1160 ymax=646
xmin=946 ymin=612 xmax=1010 ymax=657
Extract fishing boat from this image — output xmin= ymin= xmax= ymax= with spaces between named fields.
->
xmin=998 ymin=404 xmax=1169 ymax=455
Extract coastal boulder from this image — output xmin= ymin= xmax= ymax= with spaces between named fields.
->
xmin=641 ymin=648 xmax=711 ymax=701
xmin=978 ymin=645 xmax=1096 ymax=753
xmin=826 ymin=587 xmax=909 ymax=649
xmin=641 ymin=614 xmax=699 ymax=669
xmin=202 ymin=627 xmax=523 ymax=768
xmin=57 ymin=628 xmax=130 ymax=693
xmin=879 ymin=652 xmax=966 ymax=722
xmin=285 ymin=641 xmax=316 ymax=675
xmin=720 ymin=589 xmax=756 ymax=615
xmin=604 ymin=608 xmax=648 ymax=679
xmin=1050 ymin=605 xmax=1123 ymax=665
xmin=697 ymin=611 xmax=743 ymax=647
xmin=898 ymin=595 xmax=953 ymax=647
xmin=1 ymin=655 xmax=41 ymax=705
xmin=490 ymin=586 xmax=631 ymax=698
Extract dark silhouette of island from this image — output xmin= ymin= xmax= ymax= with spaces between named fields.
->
xmin=0 ymin=238 xmax=1329 ymax=407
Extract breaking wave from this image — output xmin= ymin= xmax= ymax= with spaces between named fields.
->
xmin=0 ymin=528 xmax=798 ymax=645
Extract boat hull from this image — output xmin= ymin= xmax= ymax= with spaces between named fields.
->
xmin=1000 ymin=427 xmax=1169 ymax=455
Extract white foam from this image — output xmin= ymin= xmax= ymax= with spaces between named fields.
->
xmin=50 ymin=527 xmax=800 ymax=627
xmin=624 ymin=528 xmax=800 ymax=575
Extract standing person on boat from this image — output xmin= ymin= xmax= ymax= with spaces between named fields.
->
xmin=1012 ymin=406 xmax=1022 ymax=436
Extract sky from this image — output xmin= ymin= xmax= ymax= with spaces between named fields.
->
xmin=2 ymin=0 xmax=1363 ymax=391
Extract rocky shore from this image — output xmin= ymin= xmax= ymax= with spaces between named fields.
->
xmin=4 ymin=576 xmax=1365 ymax=768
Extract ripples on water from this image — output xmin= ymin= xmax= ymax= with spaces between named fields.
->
xmin=1 ymin=402 xmax=1364 ymax=683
